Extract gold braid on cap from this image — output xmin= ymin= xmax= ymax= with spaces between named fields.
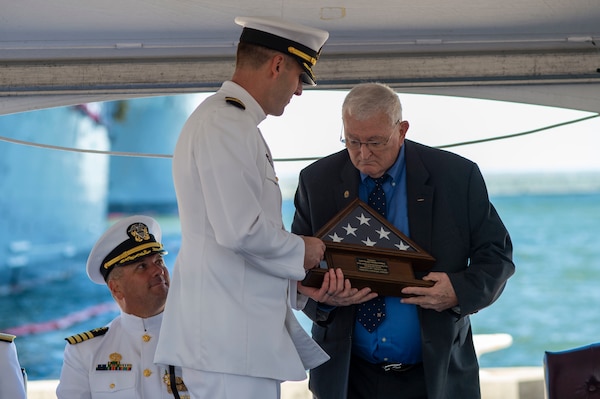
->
xmin=287 ymin=46 xmax=318 ymax=66
xmin=103 ymin=242 xmax=164 ymax=270
xmin=99 ymin=222 xmax=167 ymax=281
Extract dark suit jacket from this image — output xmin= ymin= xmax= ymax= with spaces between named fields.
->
xmin=291 ymin=140 xmax=515 ymax=399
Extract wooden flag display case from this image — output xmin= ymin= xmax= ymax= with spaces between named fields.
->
xmin=302 ymin=198 xmax=435 ymax=297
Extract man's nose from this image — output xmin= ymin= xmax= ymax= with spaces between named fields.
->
xmin=150 ymin=262 xmax=165 ymax=275
xmin=359 ymin=143 xmax=373 ymax=157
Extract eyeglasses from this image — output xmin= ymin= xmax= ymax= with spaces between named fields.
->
xmin=340 ymin=120 xmax=400 ymax=150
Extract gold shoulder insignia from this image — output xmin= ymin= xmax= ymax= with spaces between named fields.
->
xmin=65 ymin=327 xmax=109 ymax=345
xmin=0 ymin=333 xmax=16 ymax=343
xmin=225 ymin=97 xmax=246 ymax=110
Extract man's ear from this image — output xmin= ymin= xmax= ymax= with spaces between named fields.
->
xmin=398 ymin=120 xmax=410 ymax=140
xmin=107 ymin=279 xmax=124 ymax=300
xmin=271 ymin=54 xmax=285 ymax=76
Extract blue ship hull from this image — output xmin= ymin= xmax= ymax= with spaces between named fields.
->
xmin=103 ymin=95 xmax=199 ymax=214
xmin=0 ymin=105 xmax=109 ymax=293
xmin=0 ymin=96 xmax=198 ymax=293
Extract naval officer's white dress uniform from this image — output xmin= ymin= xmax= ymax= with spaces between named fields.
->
xmin=57 ymin=312 xmax=186 ymax=398
xmin=155 ymin=81 xmax=329 ymax=395
xmin=0 ymin=333 xmax=27 ymax=399
xmin=155 ymin=16 xmax=330 ymax=397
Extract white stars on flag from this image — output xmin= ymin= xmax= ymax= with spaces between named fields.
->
xmin=342 ymin=223 xmax=357 ymax=236
xmin=361 ymin=237 xmax=377 ymax=246
xmin=356 ymin=213 xmax=371 ymax=225
xmin=396 ymin=241 xmax=411 ymax=250
xmin=321 ymin=204 xmax=416 ymax=252
xmin=376 ymin=227 xmax=390 ymax=240
xmin=320 ymin=201 xmax=418 ymax=254
xmin=329 ymin=232 xmax=344 ymax=242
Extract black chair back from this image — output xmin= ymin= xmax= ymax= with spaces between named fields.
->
xmin=544 ymin=343 xmax=600 ymax=399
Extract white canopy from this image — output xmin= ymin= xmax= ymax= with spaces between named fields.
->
xmin=2 ymin=0 xmax=600 ymax=114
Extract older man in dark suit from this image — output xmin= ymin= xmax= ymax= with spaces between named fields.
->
xmin=292 ymin=82 xmax=515 ymax=399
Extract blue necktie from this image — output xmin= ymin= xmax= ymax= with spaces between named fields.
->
xmin=357 ymin=175 xmax=388 ymax=332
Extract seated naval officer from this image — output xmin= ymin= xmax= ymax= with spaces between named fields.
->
xmin=0 ymin=332 xmax=27 ymax=399
xmin=56 ymin=215 xmax=188 ymax=399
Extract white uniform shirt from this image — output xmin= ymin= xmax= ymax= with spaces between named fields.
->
xmin=155 ymin=81 xmax=328 ymax=382
xmin=57 ymin=312 xmax=187 ymax=399
xmin=0 ymin=334 xmax=27 ymax=399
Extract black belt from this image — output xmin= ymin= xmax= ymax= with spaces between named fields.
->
xmin=380 ymin=362 xmax=419 ymax=373
xmin=353 ymin=355 xmax=421 ymax=374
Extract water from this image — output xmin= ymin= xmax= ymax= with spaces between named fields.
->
xmin=1 ymin=191 xmax=599 ymax=380
xmin=469 ymin=191 xmax=600 ymax=368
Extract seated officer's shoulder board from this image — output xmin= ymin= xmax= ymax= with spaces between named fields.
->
xmin=225 ymin=97 xmax=246 ymax=110
xmin=65 ymin=327 xmax=109 ymax=345
xmin=0 ymin=332 xmax=16 ymax=343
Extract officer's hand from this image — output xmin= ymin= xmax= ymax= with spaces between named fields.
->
xmin=301 ymin=236 xmax=325 ymax=270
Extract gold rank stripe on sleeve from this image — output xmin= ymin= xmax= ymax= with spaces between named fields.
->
xmin=225 ymin=97 xmax=246 ymax=110
xmin=0 ymin=332 xmax=17 ymax=343
xmin=65 ymin=327 xmax=109 ymax=345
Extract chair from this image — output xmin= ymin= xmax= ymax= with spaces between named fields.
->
xmin=544 ymin=342 xmax=600 ymax=399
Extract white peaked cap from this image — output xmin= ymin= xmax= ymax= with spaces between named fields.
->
xmin=235 ymin=16 xmax=329 ymax=85
xmin=86 ymin=215 xmax=167 ymax=285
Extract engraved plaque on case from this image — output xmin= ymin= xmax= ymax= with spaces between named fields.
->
xmin=356 ymin=257 xmax=389 ymax=274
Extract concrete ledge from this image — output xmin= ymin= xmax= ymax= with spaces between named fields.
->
xmin=281 ymin=380 xmax=312 ymax=399
xmin=27 ymin=367 xmax=546 ymax=399
xmin=26 ymin=379 xmax=311 ymax=399
xmin=480 ymin=367 xmax=545 ymax=399
xmin=27 ymin=379 xmax=59 ymax=399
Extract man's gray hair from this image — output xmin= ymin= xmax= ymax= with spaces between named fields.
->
xmin=342 ymin=82 xmax=403 ymax=125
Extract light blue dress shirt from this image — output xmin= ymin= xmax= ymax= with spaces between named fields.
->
xmin=352 ymin=144 xmax=423 ymax=364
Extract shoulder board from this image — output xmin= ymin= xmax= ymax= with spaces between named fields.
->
xmin=0 ymin=333 xmax=16 ymax=343
xmin=225 ymin=97 xmax=246 ymax=110
xmin=65 ymin=327 xmax=109 ymax=345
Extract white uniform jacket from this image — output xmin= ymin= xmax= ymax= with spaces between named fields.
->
xmin=57 ymin=312 xmax=187 ymax=399
xmin=0 ymin=334 xmax=27 ymax=399
xmin=155 ymin=81 xmax=328 ymax=381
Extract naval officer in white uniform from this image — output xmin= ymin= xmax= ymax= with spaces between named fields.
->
xmin=155 ymin=16 xmax=330 ymax=399
xmin=0 ymin=333 xmax=27 ymax=399
xmin=57 ymin=215 xmax=188 ymax=399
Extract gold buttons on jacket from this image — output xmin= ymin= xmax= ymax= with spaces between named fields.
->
xmin=144 ymin=369 xmax=152 ymax=377
xmin=142 ymin=334 xmax=151 ymax=342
